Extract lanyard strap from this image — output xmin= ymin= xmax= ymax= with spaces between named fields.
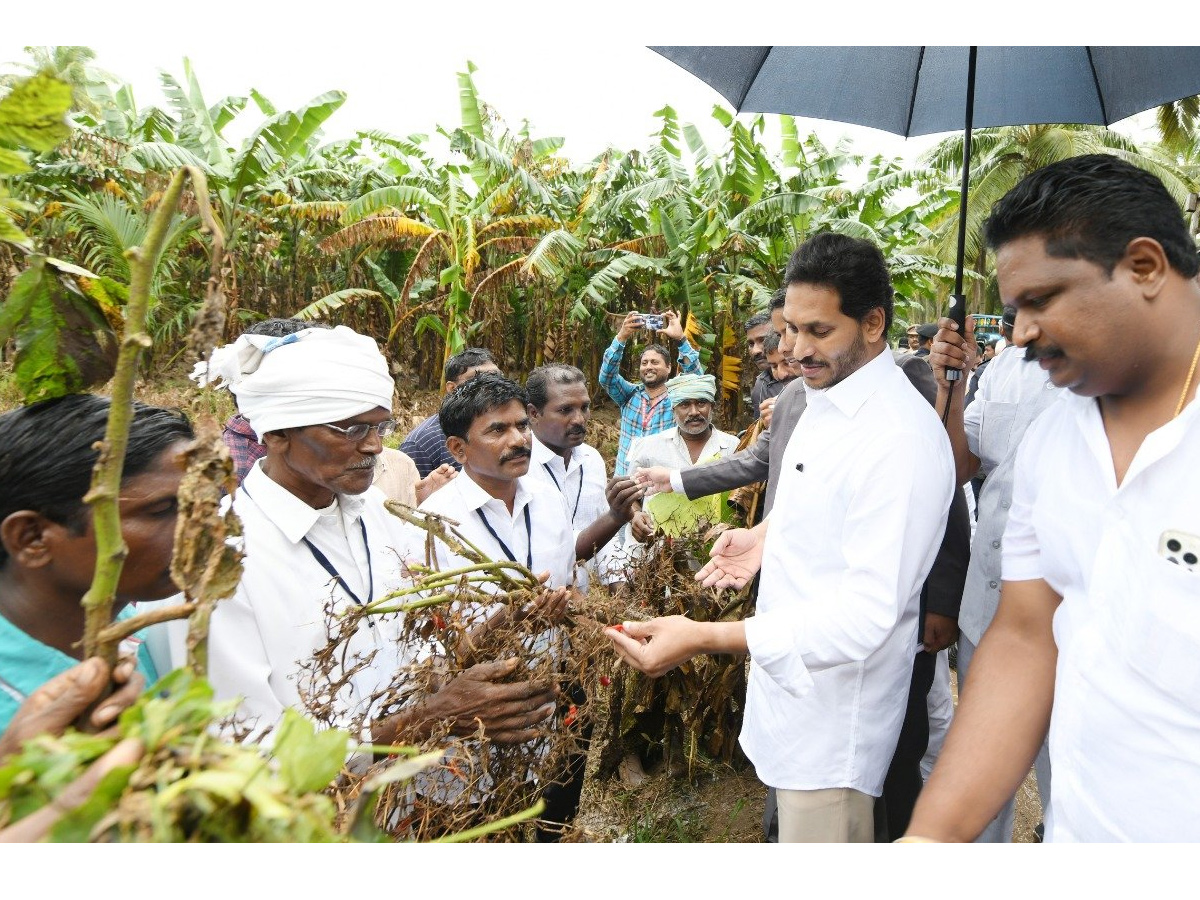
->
xmin=241 ymin=482 xmax=375 ymax=621
xmin=476 ymin=504 xmax=533 ymax=570
xmin=542 ymin=461 xmax=585 ymax=521
xmin=301 ymin=518 xmax=375 ymax=626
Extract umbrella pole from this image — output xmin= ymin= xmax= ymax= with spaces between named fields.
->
xmin=946 ymin=45 xmax=977 ymax=383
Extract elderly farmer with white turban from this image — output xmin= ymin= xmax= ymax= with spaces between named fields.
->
xmin=189 ymin=326 xmax=557 ymax=746
xmin=622 ymin=372 xmax=738 ymax=543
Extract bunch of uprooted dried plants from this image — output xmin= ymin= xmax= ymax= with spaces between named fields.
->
xmin=593 ymin=522 xmax=754 ymax=784
xmin=298 ymin=501 xmax=637 ymax=842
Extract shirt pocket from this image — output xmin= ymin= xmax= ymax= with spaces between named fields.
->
xmin=1106 ymin=541 xmax=1200 ymax=706
xmin=978 ymin=400 xmax=1018 ymax=468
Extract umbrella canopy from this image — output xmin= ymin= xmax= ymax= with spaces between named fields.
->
xmin=650 ymin=46 xmax=1200 ymax=137
xmin=653 ymin=45 xmax=1200 ymax=363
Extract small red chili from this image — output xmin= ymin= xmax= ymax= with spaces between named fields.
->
xmin=600 ymin=675 xmax=612 ymax=687
xmin=563 ymin=704 xmax=579 ymax=727
xmin=432 ymin=614 xmax=446 ymax=630
xmin=612 ymin=623 xmax=626 ymax=633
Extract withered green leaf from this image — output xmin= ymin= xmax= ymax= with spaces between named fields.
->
xmin=0 ymin=256 xmax=120 ymax=403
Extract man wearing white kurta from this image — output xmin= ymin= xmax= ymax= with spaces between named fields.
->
xmin=908 ymin=155 xmax=1200 ymax=843
xmin=607 ymin=233 xmax=954 ymax=842
xmin=181 ymin=327 xmax=556 ymax=747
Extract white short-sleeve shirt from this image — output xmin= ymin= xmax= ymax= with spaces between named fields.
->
xmin=1002 ymin=390 xmax=1200 ymax=841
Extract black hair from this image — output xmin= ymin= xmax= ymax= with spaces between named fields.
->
xmin=0 ymin=394 xmax=194 ymax=567
xmin=783 ymin=232 xmax=894 ymax=333
xmin=744 ymin=311 xmax=771 ymax=332
xmin=641 ymin=344 xmax=671 ymax=366
xmin=763 ymin=330 xmax=782 ymax=354
xmin=244 ymin=317 xmax=326 ymax=338
xmin=525 ymin=364 xmax=586 ymax=412
xmin=985 ymin=154 xmax=1199 ymax=278
xmin=768 ymin=287 xmax=787 ymax=311
xmin=445 ymin=347 xmax=497 ymax=385
xmin=439 ymin=372 xmax=528 ymax=442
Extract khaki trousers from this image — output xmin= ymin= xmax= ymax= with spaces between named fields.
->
xmin=776 ymin=787 xmax=875 ymax=842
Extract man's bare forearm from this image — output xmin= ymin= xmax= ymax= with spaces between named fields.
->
xmin=906 ymin=579 xmax=1059 ymax=841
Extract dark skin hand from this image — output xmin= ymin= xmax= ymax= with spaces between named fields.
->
xmin=373 ymin=658 xmax=557 ymax=746
xmin=0 ymin=657 xmax=147 ymax=843
xmin=575 ymin=476 xmax=644 ymax=561
xmin=0 ymin=657 xmax=145 ymax=761
xmin=923 ymin=612 xmax=960 ymax=654
xmin=628 ymin=504 xmax=657 ymax=543
xmin=457 ymin=570 xmax=572 ymax=662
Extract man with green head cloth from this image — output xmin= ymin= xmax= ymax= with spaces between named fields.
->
xmin=624 ymin=372 xmax=738 ymax=540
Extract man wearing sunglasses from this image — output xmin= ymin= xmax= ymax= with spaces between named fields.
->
xmin=189 ymin=326 xmax=557 ymax=748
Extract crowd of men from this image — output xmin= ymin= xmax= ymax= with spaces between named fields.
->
xmin=1 ymin=154 xmax=1197 ymax=843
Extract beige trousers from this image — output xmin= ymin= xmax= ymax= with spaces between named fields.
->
xmin=776 ymin=787 xmax=875 ymax=842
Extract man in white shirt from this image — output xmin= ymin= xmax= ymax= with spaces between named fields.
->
xmin=608 ymin=232 xmax=955 ymax=842
xmin=907 ymin=154 xmax=1200 ymax=842
xmin=523 ymin=364 xmax=641 ymax=590
xmin=419 ymin=372 xmax=638 ymax=838
xmin=624 ymin=372 xmax=739 ymax=544
xmin=192 ymin=327 xmax=557 ymax=748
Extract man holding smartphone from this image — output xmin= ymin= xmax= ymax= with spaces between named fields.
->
xmin=598 ymin=309 xmax=704 ymax=476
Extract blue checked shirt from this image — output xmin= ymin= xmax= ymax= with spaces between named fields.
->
xmin=599 ymin=337 xmax=703 ymax=475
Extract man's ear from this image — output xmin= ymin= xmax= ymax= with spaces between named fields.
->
xmin=1121 ymin=236 xmax=1170 ymax=300
xmin=262 ymin=429 xmax=290 ymax=453
xmin=1 ymin=511 xmax=55 ymax=569
xmin=863 ymin=307 xmax=888 ymax=343
xmin=526 ymin=402 xmax=541 ymax=423
xmin=445 ymin=435 xmax=468 ymax=465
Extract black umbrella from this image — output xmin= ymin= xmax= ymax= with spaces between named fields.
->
xmin=652 ymin=46 xmax=1200 ymax=376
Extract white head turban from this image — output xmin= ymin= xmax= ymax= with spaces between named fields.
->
xmin=666 ymin=372 xmax=717 ymax=403
xmin=220 ymin=326 xmax=394 ymax=440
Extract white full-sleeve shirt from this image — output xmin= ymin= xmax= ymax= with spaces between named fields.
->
xmin=191 ymin=462 xmax=415 ymax=737
xmin=1002 ymin=390 xmax=1200 ymax=842
xmin=741 ymin=348 xmax=955 ymax=795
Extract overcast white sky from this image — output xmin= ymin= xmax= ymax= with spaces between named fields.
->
xmin=0 ymin=3 xmax=1180 ymax=170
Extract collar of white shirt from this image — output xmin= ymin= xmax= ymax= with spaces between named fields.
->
xmin=451 ymin=466 xmax=540 ymax=519
xmin=241 ymin=459 xmax=369 ymax=544
xmin=530 ymin=433 xmax=582 ymax=475
xmin=1064 ymin=384 xmax=1198 ymax=488
xmin=804 ymin=346 xmax=896 ymax=418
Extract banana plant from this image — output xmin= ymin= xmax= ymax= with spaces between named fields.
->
xmin=318 ymin=65 xmax=566 ymax=385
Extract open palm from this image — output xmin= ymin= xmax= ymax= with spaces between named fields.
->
xmin=696 ymin=527 xmax=763 ymax=589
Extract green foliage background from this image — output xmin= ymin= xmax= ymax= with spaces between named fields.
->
xmin=2 ymin=46 xmax=1198 ymax=425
